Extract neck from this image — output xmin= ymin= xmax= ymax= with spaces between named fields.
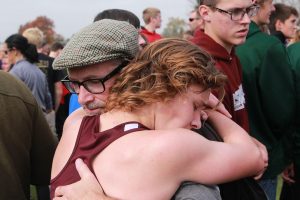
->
xmin=145 ymin=24 xmax=156 ymax=33
xmin=251 ymin=17 xmax=262 ymax=26
xmin=101 ymin=106 xmax=155 ymax=131
xmin=204 ymin=29 xmax=233 ymax=53
xmin=14 ymin=54 xmax=25 ymax=64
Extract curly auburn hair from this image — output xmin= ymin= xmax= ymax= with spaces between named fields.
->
xmin=106 ymin=38 xmax=227 ymax=112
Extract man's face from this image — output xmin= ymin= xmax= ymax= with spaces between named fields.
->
xmin=253 ymin=0 xmax=275 ymax=25
xmin=276 ymin=14 xmax=299 ymax=39
xmin=153 ymin=13 xmax=162 ymax=29
xmin=201 ymin=0 xmax=254 ymax=52
xmin=188 ymin=11 xmax=203 ymax=32
xmin=68 ymin=60 xmax=120 ymax=116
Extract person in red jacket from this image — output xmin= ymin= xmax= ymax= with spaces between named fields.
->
xmin=192 ymin=0 xmax=259 ymax=132
xmin=191 ymin=0 xmax=263 ymax=199
xmin=140 ymin=7 xmax=162 ymax=43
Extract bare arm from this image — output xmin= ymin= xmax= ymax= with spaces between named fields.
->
xmin=251 ymin=137 xmax=268 ymax=180
xmin=54 ymin=159 xmax=114 ymax=200
xmin=176 ymin=110 xmax=266 ymax=184
xmin=207 ymin=93 xmax=231 ymax=118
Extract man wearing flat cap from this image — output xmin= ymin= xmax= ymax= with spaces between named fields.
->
xmin=51 ymin=18 xmax=139 ymax=199
xmin=51 ymin=19 xmax=221 ymax=200
xmin=53 ymin=19 xmax=139 ymax=117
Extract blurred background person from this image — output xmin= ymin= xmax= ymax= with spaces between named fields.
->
xmin=188 ymin=9 xmax=204 ymax=36
xmin=4 ymin=34 xmax=52 ymax=114
xmin=48 ymin=41 xmax=71 ymax=141
xmin=236 ymin=0 xmax=297 ymax=199
xmin=0 ymin=42 xmax=13 ymax=72
xmin=182 ymin=30 xmax=194 ymax=40
xmin=49 ymin=42 xmax=64 ymax=58
xmin=279 ymin=38 xmax=300 ymax=200
xmin=269 ymin=3 xmax=299 ymax=46
xmin=22 ymin=27 xmax=66 ymax=113
xmin=22 ymin=27 xmax=67 ymax=140
xmin=140 ymin=7 xmax=162 ymax=43
xmin=0 ymin=71 xmax=57 ymax=200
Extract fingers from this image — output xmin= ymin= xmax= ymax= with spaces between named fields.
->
xmin=282 ymin=173 xmax=296 ymax=184
xmin=75 ymin=158 xmax=93 ymax=179
xmin=208 ymin=94 xmax=232 ymax=118
xmin=200 ymin=111 xmax=208 ymax=127
xmin=254 ymin=172 xmax=263 ymax=180
xmin=55 ymin=186 xmax=64 ymax=198
xmin=281 ymin=164 xmax=296 ymax=184
xmin=217 ymin=103 xmax=232 ymax=118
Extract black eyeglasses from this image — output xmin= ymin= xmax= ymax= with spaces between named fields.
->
xmin=62 ymin=61 xmax=128 ymax=94
xmin=211 ymin=5 xmax=260 ymax=21
xmin=189 ymin=17 xmax=200 ymax=22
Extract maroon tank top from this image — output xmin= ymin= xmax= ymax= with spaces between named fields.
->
xmin=50 ymin=115 xmax=149 ymax=199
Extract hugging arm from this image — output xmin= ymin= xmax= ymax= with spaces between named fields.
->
xmin=54 ymin=159 xmax=114 ymax=200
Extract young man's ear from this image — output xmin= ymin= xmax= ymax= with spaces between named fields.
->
xmin=275 ymin=20 xmax=283 ymax=31
xmin=199 ymin=5 xmax=211 ymax=22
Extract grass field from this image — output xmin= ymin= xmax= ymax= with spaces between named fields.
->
xmin=276 ymin=176 xmax=283 ymax=200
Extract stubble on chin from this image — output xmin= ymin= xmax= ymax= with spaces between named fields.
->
xmin=83 ymin=102 xmax=106 ymax=116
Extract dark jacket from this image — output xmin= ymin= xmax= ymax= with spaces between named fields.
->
xmin=236 ymin=21 xmax=296 ymax=179
xmin=0 ymin=71 xmax=57 ymax=199
xmin=287 ymin=42 xmax=300 ymax=181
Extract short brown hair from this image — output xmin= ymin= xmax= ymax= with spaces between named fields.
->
xmin=106 ymin=38 xmax=227 ymax=112
xmin=142 ymin=7 xmax=161 ymax=24
xmin=269 ymin=3 xmax=299 ymax=33
xmin=199 ymin=0 xmax=219 ymax=7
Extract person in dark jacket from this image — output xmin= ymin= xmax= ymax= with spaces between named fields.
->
xmin=236 ymin=1 xmax=297 ymax=199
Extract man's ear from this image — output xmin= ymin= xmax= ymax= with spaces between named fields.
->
xmin=199 ymin=5 xmax=211 ymax=22
xmin=275 ymin=20 xmax=283 ymax=31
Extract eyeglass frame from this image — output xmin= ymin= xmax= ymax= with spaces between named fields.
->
xmin=61 ymin=61 xmax=129 ymax=94
xmin=210 ymin=4 xmax=260 ymax=21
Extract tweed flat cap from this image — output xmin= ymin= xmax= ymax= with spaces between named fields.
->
xmin=53 ymin=19 xmax=139 ymax=70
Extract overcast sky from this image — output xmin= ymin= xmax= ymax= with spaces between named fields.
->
xmin=0 ymin=0 xmax=196 ymax=42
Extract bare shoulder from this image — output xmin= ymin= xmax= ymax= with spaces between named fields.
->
xmin=152 ymin=128 xmax=209 ymax=152
xmin=51 ymin=108 xmax=86 ymax=179
xmin=93 ymin=128 xmax=212 ymax=197
xmin=64 ymin=107 xmax=86 ymax=127
xmin=119 ymin=128 xmax=210 ymax=169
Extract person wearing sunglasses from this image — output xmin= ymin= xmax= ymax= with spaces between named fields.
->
xmin=0 ymin=43 xmax=13 ymax=72
xmin=188 ymin=9 xmax=204 ymax=35
xmin=4 ymin=34 xmax=53 ymax=114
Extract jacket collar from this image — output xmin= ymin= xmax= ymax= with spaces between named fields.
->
xmin=247 ymin=21 xmax=261 ymax=39
xmin=193 ymin=30 xmax=234 ymax=62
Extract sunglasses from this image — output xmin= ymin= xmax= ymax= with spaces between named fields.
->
xmin=189 ymin=17 xmax=200 ymax=22
xmin=2 ymin=48 xmax=14 ymax=55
